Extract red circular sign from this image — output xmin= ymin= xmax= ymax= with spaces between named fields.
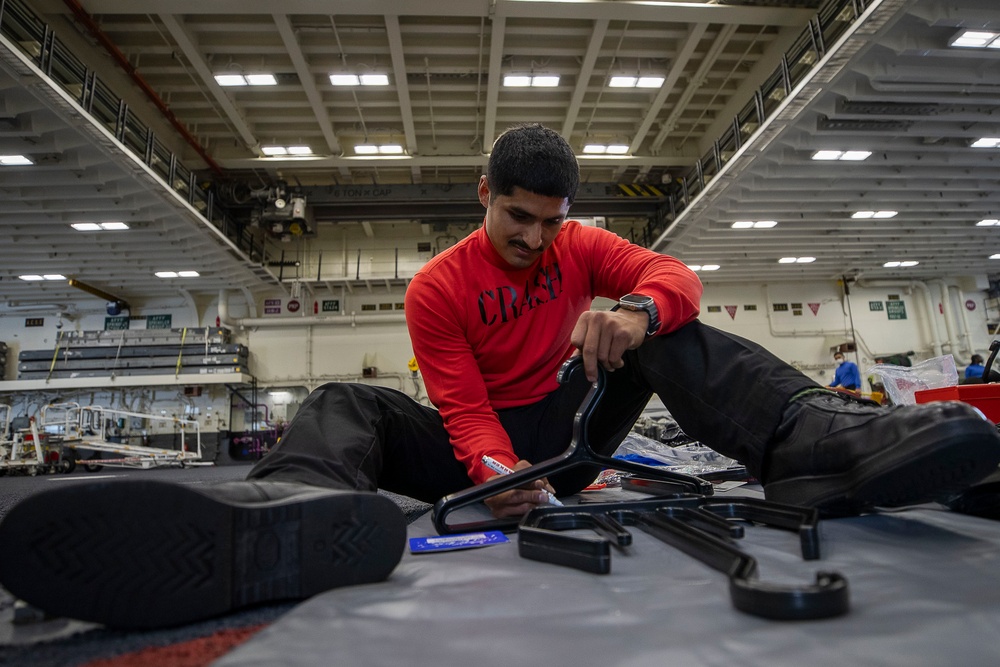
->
xmin=966 ymin=299 xmax=976 ymax=311
xmin=287 ymin=299 xmax=301 ymax=313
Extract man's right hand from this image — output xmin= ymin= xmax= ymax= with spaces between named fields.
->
xmin=482 ymin=459 xmax=557 ymax=518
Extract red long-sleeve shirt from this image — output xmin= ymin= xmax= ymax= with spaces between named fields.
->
xmin=404 ymin=220 xmax=702 ymax=483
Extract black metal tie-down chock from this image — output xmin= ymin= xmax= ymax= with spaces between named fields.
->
xmin=432 ymin=357 xmax=713 ymax=535
xmin=518 ymin=496 xmax=849 ymax=620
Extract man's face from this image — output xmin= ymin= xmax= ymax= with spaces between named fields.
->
xmin=478 ymin=176 xmax=570 ymax=270
xmin=834 ymin=355 xmax=844 ymax=365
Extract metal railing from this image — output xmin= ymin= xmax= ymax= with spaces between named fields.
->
xmin=645 ymin=0 xmax=876 ymax=245
xmin=0 ymin=0 xmax=275 ymax=267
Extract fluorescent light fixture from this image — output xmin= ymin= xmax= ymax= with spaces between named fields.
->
xmin=215 ymin=73 xmax=276 ymax=87
xmin=610 ymin=76 xmax=638 ymax=87
xmin=731 ymin=220 xmax=776 ymax=229
xmin=609 ymin=75 xmax=664 ymax=88
xmin=583 ymin=144 xmax=629 ymax=155
xmin=0 ymin=155 xmax=33 ymax=165
xmin=18 ymin=275 xmax=44 ymax=281
xmin=977 ymin=219 xmax=1000 ymax=226
xmin=811 ymin=150 xmax=872 ymax=161
xmin=503 ymin=75 xmax=531 ymax=87
xmin=215 ymin=74 xmax=247 ymax=86
xmin=900 ymin=260 xmax=918 ymax=267
xmin=245 ymin=74 xmax=277 ymax=85
xmin=503 ymin=74 xmax=559 ymax=87
xmin=71 ymin=222 xmax=129 ymax=231
xmin=972 ymin=137 xmax=1000 ymax=148
xmin=354 ymin=144 xmax=404 ymax=155
xmin=530 ymin=75 xmax=559 ymax=87
xmin=950 ymin=30 xmax=1000 ymax=48
xmin=42 ymin=274 xmax=66 ymax=280
xmin=882 ymin=260 xmax=918 ymax=268
xmin=991 ymin=254 xmax=1000 ymax=260
xmin=700 ymin=264 xmax=720 ymax=271
xmin=261 ymin=145 xmax=314 ymax=157
xmin=330 ymin=74 xmax=360 ymax=86
xmin=852 ymin=210 xmax=897 ymax=219
xmin=155 ymin=270 xmax=198 ymax=278
xmin=359 ymin=73 xmax=389 ymax=86
xmin=883 ymin=261 xmax=900 ymax=268
xmin=779 ymin=257 xmax=815 ymax=264
xmin=778 ymin=257 xmax=797 ymax=264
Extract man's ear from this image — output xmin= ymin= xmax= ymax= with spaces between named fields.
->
xmin=478 ymin=175 xmax=491 ymax=209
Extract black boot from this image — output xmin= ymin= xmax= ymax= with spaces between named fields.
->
xmin=762 ymin=391 xmax=1000 ymax=516
xmin=0 ymin=479 xmax=406 ymax=629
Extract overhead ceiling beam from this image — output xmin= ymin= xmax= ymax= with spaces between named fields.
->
xmin=384 ymin=14 xmax=422 ymax=183
xmin=561 ymin=19 xmax=608 ymax=139
xmin=271 ymin=13 xmax=342 ymax=158
xmin=650 ymin=24 xmax=738 ymax=154
xmin=158 ymin=13 xmax=260 ymax=152
xmin=614 ymin=22 xmax=707 ymax=181
xmin=483 ymin=13 xmax=506 ymax=152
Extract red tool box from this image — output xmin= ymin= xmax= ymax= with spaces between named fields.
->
xmin=915 ymin=384 xmax=1000 ymax=424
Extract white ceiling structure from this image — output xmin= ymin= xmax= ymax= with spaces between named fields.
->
xmin=1 ymin=0 xmax=1000 ymax=311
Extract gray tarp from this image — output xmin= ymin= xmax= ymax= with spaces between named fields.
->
xmin=216 ymin=487 xmax=1000 ymax=666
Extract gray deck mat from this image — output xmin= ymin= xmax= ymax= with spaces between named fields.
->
xmin=215 ymin=486 xmax=1000 ymax=666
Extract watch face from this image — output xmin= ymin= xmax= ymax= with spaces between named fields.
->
xmin=620 ymin=294 xmax=653 ymax=307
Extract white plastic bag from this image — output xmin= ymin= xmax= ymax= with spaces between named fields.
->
xmin=866 ymin=355 xmax=958 ymax=406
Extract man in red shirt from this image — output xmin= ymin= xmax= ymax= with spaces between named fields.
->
xmin=2 ymin=124 xmax=998 ymax=628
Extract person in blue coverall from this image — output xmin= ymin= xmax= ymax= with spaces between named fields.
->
xmin=830 ymin=351 xmax=862 ymax=391
xmin=965 ymin=354 xmax=985 ymax=380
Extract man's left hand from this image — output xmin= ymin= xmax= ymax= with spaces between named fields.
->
xmin=570 ymin=309 xmax=649 ymax=382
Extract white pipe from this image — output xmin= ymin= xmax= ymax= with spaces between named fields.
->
xmin=929 ymin=280 xmax=959 ymax=356
xmin=941 ymin=281 xmax=974 ymax=357
xmin=219 ymin=290 xmax=407 ymax=329
xmin=854 ymin=279 xmax=942 ymax=357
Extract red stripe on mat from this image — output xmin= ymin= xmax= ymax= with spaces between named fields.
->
xmin=81 ymin=624 xmax=267 ymax=667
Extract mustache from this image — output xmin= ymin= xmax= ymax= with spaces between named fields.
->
xmin=509 ymin=239 xmax=540 ymax=253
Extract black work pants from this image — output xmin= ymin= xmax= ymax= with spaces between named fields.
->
xmin=248 ymin=320 xmax=818 ymax=503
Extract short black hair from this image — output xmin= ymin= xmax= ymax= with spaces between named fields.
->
xmin=972 ymin=354 xmax=984 ymax=365
xmin=487 ymin=124 xmax=579 ymax=203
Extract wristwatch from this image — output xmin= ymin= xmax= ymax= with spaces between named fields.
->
xmin=612 ymin=293 xmax=661 ymax=337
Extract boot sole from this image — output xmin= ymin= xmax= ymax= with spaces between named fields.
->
xmin=765 ymin=416 xmax=1000 ymax=516
xmin=0 ymin=480 xmax=406 ymax=629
